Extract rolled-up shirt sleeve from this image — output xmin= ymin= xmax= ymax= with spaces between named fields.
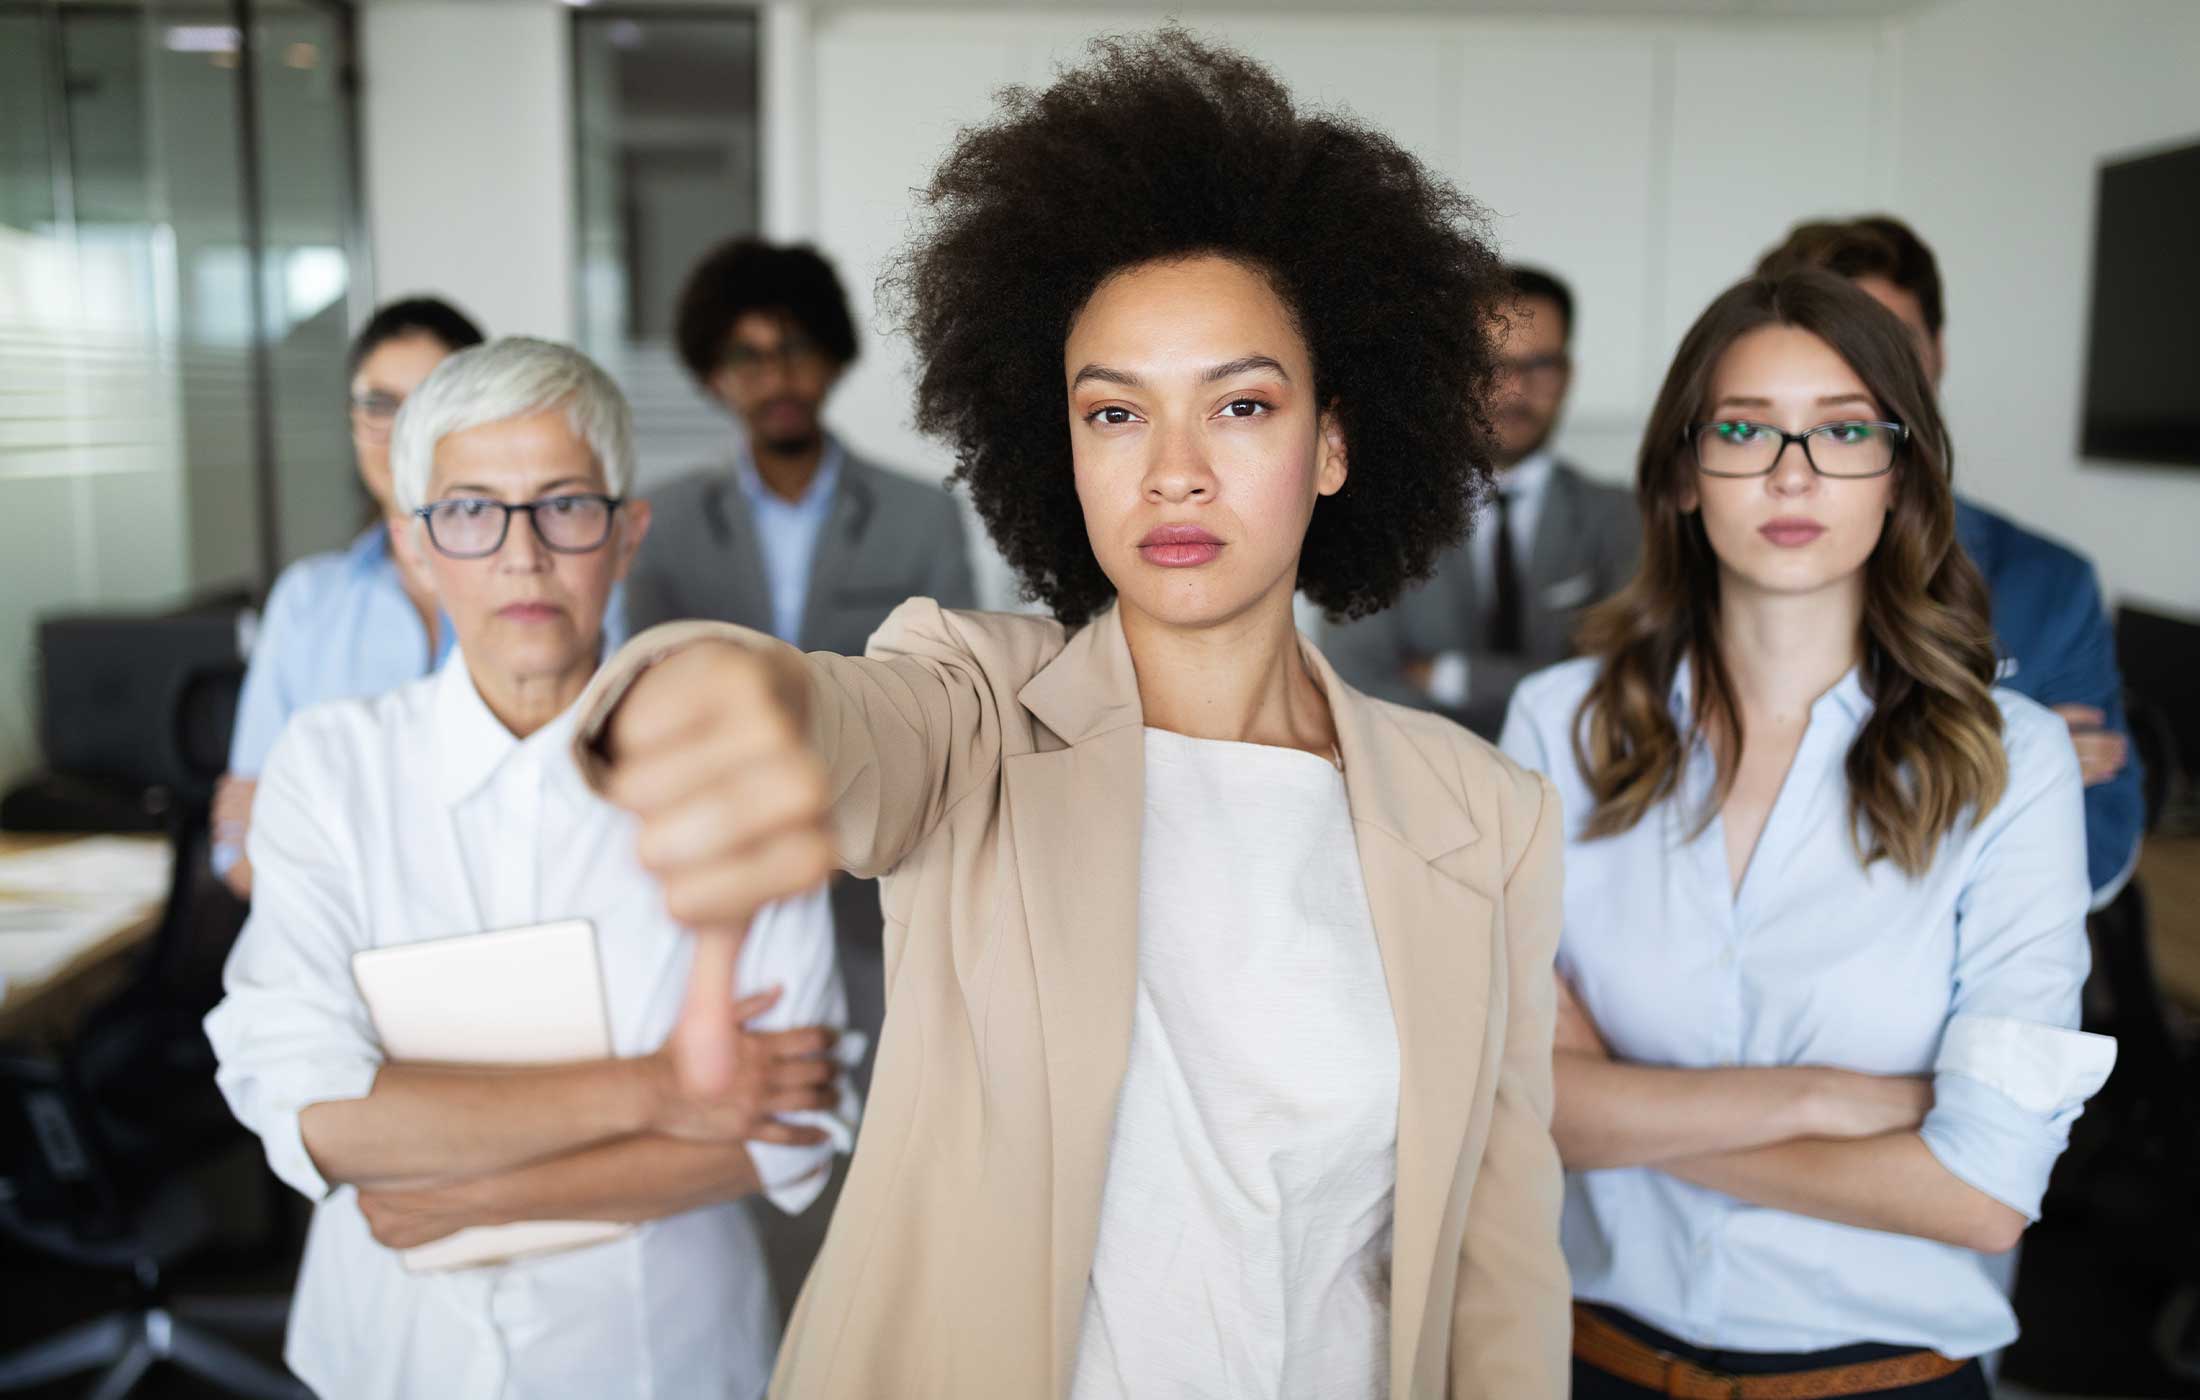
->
xmin=1919 ymin=704 xmax=2116 ymax=1221
xmin=204 ymin=720 xmax=384 ymax=1201
xmin=732 ymin=883 xmax=862 ymax=1216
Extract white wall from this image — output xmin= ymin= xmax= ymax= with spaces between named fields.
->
xmin=356 ymin=1 xmax=2200 ymax=614
xmin=360 ymin=1 xmax=575 ymax=341
xmin=1889 ymin=0 xmax=2200 ymax=614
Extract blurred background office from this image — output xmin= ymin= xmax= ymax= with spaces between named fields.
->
xmin=2 ymin=1 xmax=2197 ymax=1397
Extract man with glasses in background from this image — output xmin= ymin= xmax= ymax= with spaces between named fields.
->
xmin=1326 ymin=265 xmax=1639 ymax=739
xmin=623 ymin=239 xmax=975 ymax=648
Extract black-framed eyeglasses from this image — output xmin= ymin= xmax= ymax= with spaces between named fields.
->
xmin=721 ymin=334 xmax=826 ymax=380
xmin=1687 ymin=419 xmax=1907 ymax=479
xmin=1498 ymin=352 xmax=1570 ymax=383
xmin=413 ymin=494 xmax=623 ymax=558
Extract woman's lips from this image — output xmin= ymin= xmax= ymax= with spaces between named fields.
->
xmin=497 ymin=601 xmax=564 ymax=622
xmin=1759 ymin=519 xmax=1826 ymax=548
xmin=1137 ymin=524 xmax=1224 ymax=568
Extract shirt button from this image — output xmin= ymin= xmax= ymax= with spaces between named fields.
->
xmin=1717 ymin=948 xmax=1736 ymax=970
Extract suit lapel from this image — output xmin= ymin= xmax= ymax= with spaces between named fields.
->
xmin=1360 ymin=830 xmax=1495 ymax=1389
xmin=703 ymin=474 xmax=776 ymax=635
xmin=798 ymin=462 xmax=873 ymax=649
xmin=1009 ymin=610 xmax=1147 ymax=1394
xmin=1310 ymin=641 xmax=1494 ymax=1392
xmin=1525 ymin=464 xmax=1588 ymax=656
xmin=1005 ymin=731 xmax=1143 ymax=1393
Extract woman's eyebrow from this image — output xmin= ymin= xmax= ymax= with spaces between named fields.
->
xmin=1070 ymin=355 xmax=1291 ymax=391
xmin=1202 ymin=354 xmax=1288 ymax=384
xmin=1071 ymin=363 xmax=1141 ymax=390
xmin=435 ymin=476 xmax=599 ymax=498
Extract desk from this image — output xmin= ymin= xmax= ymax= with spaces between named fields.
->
xmin=2140 ymin=834 xmax=2200 ymax=1015
xmin=0 ymin=833 xmax=168 ymax=1043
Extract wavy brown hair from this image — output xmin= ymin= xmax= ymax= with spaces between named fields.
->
xmin=1574 ymin=269 xmax=2005 ymax=875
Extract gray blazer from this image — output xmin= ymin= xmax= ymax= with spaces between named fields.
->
xmin=1323 ymin=461 xmax=1639 ymax=738
xmin=624 ymin=447 xmax=978 ymax=657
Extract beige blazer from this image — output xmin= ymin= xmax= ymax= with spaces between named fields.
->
xmin=576 ymin=600 xmax=1570 ymax=1399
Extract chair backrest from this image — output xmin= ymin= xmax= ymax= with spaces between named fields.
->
xmin=0 ymin=1050 xmax=128 ymax=1248
xmin=2119 ymin=604 xmax=2200 ymax=832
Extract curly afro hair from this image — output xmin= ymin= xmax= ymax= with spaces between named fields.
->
xmin=886 ymin=28 xmax=1511 ymax=625
xmin=676 ymin=239 xmax=860 ymax=385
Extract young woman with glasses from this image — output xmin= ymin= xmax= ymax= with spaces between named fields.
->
xmin=1499 ymin=269 xmax=2115 ymax=1397
xmin=215 ymin=297 xmax=495 ymax=898
xmin=207 ymin=337 xmax=856 ymax=1399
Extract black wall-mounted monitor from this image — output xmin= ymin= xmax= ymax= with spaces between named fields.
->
xmin=2080 ymin=137 xmax=2200 ymax=468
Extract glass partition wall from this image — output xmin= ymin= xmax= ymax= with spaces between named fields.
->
xmin=0 ymin=0 xmax=363 ymax=784
xmin=573 ymin=8 xmax=761 ymax=493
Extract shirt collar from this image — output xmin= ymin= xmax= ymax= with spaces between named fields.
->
xmin=345 ymin=523 xmax=392 ymax=574
xmin=1497 ymin=449 xmax=1557 ymax=500
xmin=735 ymin=435 xmax=844 ymax=511
xmin=429 ymin=649 xmax=591 ymax=808
xmin=1666 ymin=652 xmax=1873 ymax=728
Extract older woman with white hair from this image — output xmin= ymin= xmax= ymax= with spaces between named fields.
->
xmin=206 ymin=338 xmax=855 ymax=1400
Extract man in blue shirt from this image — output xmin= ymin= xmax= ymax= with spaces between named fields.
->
xmin=624 ymin=240 xmax=975 ymax=651
xmin=1758 ymin=217 xmax=2144 ymax=905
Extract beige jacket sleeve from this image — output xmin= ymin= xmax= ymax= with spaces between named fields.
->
xmin=572 ymin=598 xmax=1017 ymax=879
xmin=1450 ymin=772 xmax=1572 ymax=1396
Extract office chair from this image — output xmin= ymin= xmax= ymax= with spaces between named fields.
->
xmin=0 ymin=660 xmax=309 ymax=1400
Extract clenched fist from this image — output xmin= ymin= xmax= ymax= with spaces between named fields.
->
xmin=601 ymin=641 xmax=837 ymax=1097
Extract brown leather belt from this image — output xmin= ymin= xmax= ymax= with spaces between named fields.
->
xmin=1572 ymin=1303 xmax=1966 ymax=1399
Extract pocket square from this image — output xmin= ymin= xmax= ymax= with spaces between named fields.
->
xmin=1541 ymin=572 xmax=1595 ymax=610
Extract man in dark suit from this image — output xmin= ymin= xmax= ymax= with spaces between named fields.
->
xmin=1760 ymin=217 xmax=2144 ymax=906
xmin=626 ymin=239 xmax=975 ymax=651
xmin=1324 ymin=266 xmax=1638 ymax=739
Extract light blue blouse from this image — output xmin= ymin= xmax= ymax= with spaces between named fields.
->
xmin=219 ymin=527 xmax=627 ymax=873
xmin=1499 ymin=657 xmax=2114 ymax=1360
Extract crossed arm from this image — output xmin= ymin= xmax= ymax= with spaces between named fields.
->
xmin=1550 ymin=978 xmax=2027 ymax=1254
xmin=297 ymin=989 xmax=841 ymax=1249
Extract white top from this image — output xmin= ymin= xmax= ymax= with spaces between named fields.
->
xmin=1071 ymin=728 xmax=1399 ymax=1400
xmin=205 ymin=653 xmax=857 ymax=1400
xmin=1499 ymin=658 xmax=2115 ymax=1359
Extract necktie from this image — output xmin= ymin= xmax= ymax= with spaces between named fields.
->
xmin=1490 ymin=486 xmax=1523 ymax=655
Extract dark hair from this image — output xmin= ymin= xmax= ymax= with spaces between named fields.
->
xmin=1505 ymin=265 xmax=1574 ymax=344
xmin=1756 ymin=215 xmax=1945 ymax=336
xmin=347 ymin=297 xmax=484 ymax=377
xmin=888 ymin=29 xmax=1509 ymax=626
xmin=675 ymin=239 xmax=860 ymax=383
xmin=1574 ymin=269 xmax=2002 ymax=875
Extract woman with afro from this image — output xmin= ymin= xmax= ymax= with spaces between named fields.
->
xmin=574 ymin=28 xmax=1569 ymax=1399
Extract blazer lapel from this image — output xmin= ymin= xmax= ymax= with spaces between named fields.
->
xmin=703 ymin=473 xmax=776 ymax=635
xmin=798 ymin=463 xmax=873 ymax=648
xmin=1306 ymin=641 xmax=1495 ymax=1393
xmin=1525 ymin=465 xmax=1590 ymax=656
xmin=1007 ymin=617 xmax=1496 ymax=1395
xmin=1009 ymin=609 xmax=1147 ymax=1394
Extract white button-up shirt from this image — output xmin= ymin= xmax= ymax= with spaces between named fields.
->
xmin=206 ymin=652 xmax=853 ymax=1400
xmin=1500 ymin=657 xmax=2114 ymax=1360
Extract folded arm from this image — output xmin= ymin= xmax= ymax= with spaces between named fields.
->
xmin=355 ymin=1133 xmax=775 ymax=1250
xmin=1664 ymin=1132 xmax=2025 ymax=1252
